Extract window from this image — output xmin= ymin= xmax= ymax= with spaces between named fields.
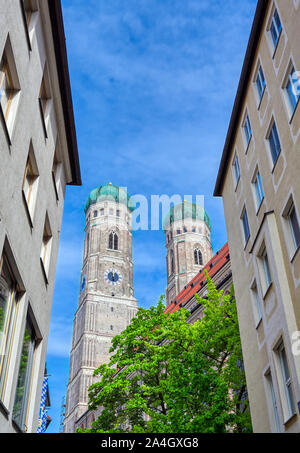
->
xmin=52 ymin=148 xmax=62 ymax=201
xmin=276 ymin=342 xmax=296 ymax=420
xmin=253 ymin=170 xmax=264 ymax=209
xmin=287 ymin=203 xmax=300 ymax=251
xmin=170 ymin=250 xmax=175 ymax=274
xmin=233 ymin=155 xmax=241 ymax=187
xmin=39 ymin=71 xmax=51 ymax=138
xmin=269 ymin=8 xmax=282 ymax=49
xmin=183 ymin=227 xmax=187 ymax=233
xmin=100 ymin=208 xmax=104 ymax=216
xmin=0 ymin=253 xmax=19 ymax=402
xmin=93 ymin=211 xmax=98 ymax=218
xmin=21 ymin=0 xmax=35 ymax=27
xmin=266 ymin=372 xmax=281 ymax=433
xmin=285 ymin=66 xmax=300 ymax=114
xmin=268 ymin=121 xmax=281 ymax=165
xmin=243 ymin=114 xmax=252 ymax=148
xmin=12 ymin=317 xmax=37 ymax=432
xmin=194 ymin=248 xmax=203 ymax=266
xmin=251 ymin=282 xmax=262 ymax=326
xmin=241 ymin=208 xmax=250 ymax=244
xmin=40 ymin=214 xmax=52 ymax=280
xmin=256 ymin=65 xmax=266 ymax=101
xmin=0 ymin=36 xmax=20 ymax=139
xmin=109 ymin=209 xmax=114 ymax=216
xmin=261 ymin=247 xmax=272 ymax=289
xmin=116 ymin=210 xmax=120 ymax=217
xmin=176 ymin=230 xmax=181 ymax=235
xmin=192 ymin=227 xmax=196 ymax=233
xmin=108 ymin=232 xmax=118 ymax=251
xmin=22 ymin=145 xmax=39 ymax=221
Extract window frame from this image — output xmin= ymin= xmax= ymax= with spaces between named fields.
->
xmin=269 ymin=7 xmax=282 ymax=50
xmin=241 ymin=206 xmax=250 ymax=245
xmin=12 ymin=316 xmax=37 ymax=432
xmin=276 ymin=341 xmax=296 ymax=422
xmin=267 ymin=120 xmax=281 ymax=167
xmin=194 ymin=248 xmax=203 ymax=266
xmin=242 ymin=113 xmax=252 ymax=150
xmin=252 ymin=169 xmax=264 ymax=212
xmin=255 ymin=65 xmax=266 ymax=102
xmin=284 ymin=65 xmax=300 ymax=116
xmin=0 ymin=254 xmax=19 ymax=404
xmin=232 ymin=154 xmax=241 ymax=188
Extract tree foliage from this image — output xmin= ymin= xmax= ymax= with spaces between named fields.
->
xmin=78 ymin=273 xmax=252 ymax=433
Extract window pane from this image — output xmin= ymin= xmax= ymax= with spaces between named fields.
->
xmin=0 ymin=257 xmax=17 ymax=400
xmin=262 ymin=249 xmax=272 ymax=287
xmin=13 ymin=322 xmax=35 ymax=430
xmin=234 ymin=157 xmax=240 ymax=183
xmin=274 ymin=9 xmax=282 ymax=33
xmin=242 ymin=210 xmax=250 ymax=243
xmin=254 ymin=172 xmax=264 ymax=207
xmin=269 ymin=123 xmax=281 ymax=164
xmin=289 ymin=206 xmax=300 ymax=248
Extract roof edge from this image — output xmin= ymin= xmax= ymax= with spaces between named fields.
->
xmin=48 ymin=0 xmax=82 ymax=186
xmin=214 ymin=0 xmax=269 ymax=197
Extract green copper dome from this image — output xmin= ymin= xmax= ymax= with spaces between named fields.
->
xmin=163 ymin=202 xmax=212 ymax=231
xmin=84 ymin=184 xmax=135 ymax=213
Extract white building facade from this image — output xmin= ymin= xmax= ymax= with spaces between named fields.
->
xmin=0 ymin=0 xmax=81 ymax=433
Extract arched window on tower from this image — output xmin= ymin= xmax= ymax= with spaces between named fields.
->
xmin=170 ymin=249 xmax=175 ymax=274
xmin=109 ymin=231 xmax=118 ymax=250
xmin=194 ymin=248 xmax=203 ymax=266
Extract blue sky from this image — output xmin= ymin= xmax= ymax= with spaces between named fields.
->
xmin=45 ymin=0 xmax=258 ymax=432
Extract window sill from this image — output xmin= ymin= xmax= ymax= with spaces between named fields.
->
xmin=19 ymin=0 xmax=32 ymax=52
xmin=263 ymin=282 xmax=273 ymax=300
xmin=289 ymin=96 xmax=300 ymax=125
xmin=234 ymin=176 xmax=241 ymax=193
xmin=256 ymin=197 xmax=265 ymax=217
xmin=22 ymin=190 xmax=34 ymax=229
xmin=0 ymin=399 xmax=9 ymax=419
xmin=244 ymin=236 xmax=250 ymax=251
xmin=271 ymin=29 xmax=283 ymax=60
xmin=290 ymin=243 xmax=300 ymax=264
xmin=12 ymin=418 xmax=24 ymax=433
xmin=245 ymin=135 xmax=252 ymax=154
xmin=52 ymin=171 xmax=59 ymax=202
xmin=40 ymin=257 xmax=49 ymax=286
xmin=255 ymin=317 xmax=263 ymax=330
xmin=271 ymin=149 xmax=282 ymax=174
xmin=257 ymin=86 xmax=266 ymax=111
xmin=283 ymin=412 xmax=297 ymax=426
xmin=0 ymin=104 xmax=12 ymax=147
xmin=39 ymin=99 xmax=48 ymax=139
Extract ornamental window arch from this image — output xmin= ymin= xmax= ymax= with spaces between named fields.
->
xmin=108 ymin=230 xmax=118 ymax=251
xmin=194 ymin=247 xmax=203 ymax=266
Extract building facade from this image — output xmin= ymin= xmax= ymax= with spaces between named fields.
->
xmin=63 ymin=184 xmax=138 ymax=433
xmin=214 ymin=0 xmax=300 ymax=433
xmin=164 ymin=202 xmax=213 ymax=306
xmin=0 ymin=0 xmax=81 ymax=433
xmin=165 ymin=242 xmax=232 ymax=323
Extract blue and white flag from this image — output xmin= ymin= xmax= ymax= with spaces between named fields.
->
xmin=37 ymin=376 xmax=48 ymax=433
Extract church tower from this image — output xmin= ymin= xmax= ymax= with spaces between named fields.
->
xmin=63 ymin=184 xmax=138 ymax=433
xmin=164 ymin=202 xmax=213 ymax=306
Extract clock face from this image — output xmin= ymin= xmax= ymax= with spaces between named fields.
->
xmin=104 ymin=268 xmax=123 ymax=286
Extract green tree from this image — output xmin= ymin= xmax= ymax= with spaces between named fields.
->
xmin=79 ymin=273 xmax=252 ymax=433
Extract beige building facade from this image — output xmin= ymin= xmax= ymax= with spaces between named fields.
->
xmin=0 ymin=0 xmax=81 ymax=433
xmin=214 ymin=0 xmax=300 ymax=433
